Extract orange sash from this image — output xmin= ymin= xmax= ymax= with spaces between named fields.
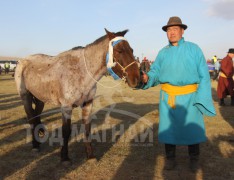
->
xmin=161 ymin=84 xmax=198 ymax=108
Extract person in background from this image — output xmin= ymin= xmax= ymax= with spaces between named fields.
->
xmin=213 ymin=58 xmax=222 ymax=80
xmin=136 ymin=57 xmax=141 ymax=68
xmin=217 ymin=48 xmax=234 ymax=106
xmin=4 ymin=61 xmax=10 ymax=74
xmin=141 ymin=16 xmax=216 ymax=172
xmin=142 ymin=57 xmax=149 ymax=62
xmin=212 ymin=55 xmax=217 ymax=64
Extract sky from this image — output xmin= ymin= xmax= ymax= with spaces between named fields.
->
xmin=0 ymin=0 xmax=233 ymax=61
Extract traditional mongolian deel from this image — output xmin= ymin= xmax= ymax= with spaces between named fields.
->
xmin=217 ymin=55 xmax=234 ymax=99
xmin=143 ymin=37 xmax=216 ymax=145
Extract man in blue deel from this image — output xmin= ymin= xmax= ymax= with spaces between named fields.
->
xmin=141 ymin=16 xmax=216 ymax=172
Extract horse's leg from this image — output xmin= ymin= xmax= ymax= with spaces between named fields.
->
xmin=61 ymin=106 xmax=72 ymax=162
xmin=21 ymin=92 xmax=41 ymax=149
xmin=34 ymin=96 xmax=45 ymax=136
xmin=82 ymin=100 xmax=95 ymax=159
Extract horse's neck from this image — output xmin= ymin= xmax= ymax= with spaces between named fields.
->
xmin=83 ymin=39 xmax=108 ymax=81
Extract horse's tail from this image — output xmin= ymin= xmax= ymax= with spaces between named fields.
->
xmin=14 ymin=60 xmax=28 ymax=96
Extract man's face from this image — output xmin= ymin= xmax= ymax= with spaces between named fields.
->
xmin=166 ymin=26 xmax=184 ymax=45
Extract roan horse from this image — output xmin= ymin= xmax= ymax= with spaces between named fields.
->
xmin=15 ymin=29 xmax=140 ymax=163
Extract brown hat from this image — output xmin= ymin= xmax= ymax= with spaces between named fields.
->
xmin=227 ymin=48 xmax=234 ymax=54
xmin=162 ymin=16 xmax=187 ymax=32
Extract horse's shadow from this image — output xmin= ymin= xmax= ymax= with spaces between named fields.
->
xmin=0 ymin=94 xmax=22 ymax=110
xmin=0 ymin=96 xmax=21 ymax=104
xmin=92 ymin=102 xmax=158 ymax=158
xmin=0 ymin=107 xmax=61 ymax=134
xmin=0 ymin=93 xmax=17 ymax=99
xmin=0 ymin=107 xmax=62 ymax=179
xmin=24 ymin=102 xmax=158 ymax=179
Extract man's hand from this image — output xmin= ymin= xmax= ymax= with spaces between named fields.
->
xmin=141 ymin=71 xmax=149 ymax=84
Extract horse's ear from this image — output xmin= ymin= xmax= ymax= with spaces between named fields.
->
xmin=105 ymin=28 xmax=116 ymax=40
xmin=115 ymin=29 xmax=129 ymax=37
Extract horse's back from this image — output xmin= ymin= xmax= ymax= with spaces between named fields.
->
xmin=14 ymin=51 xmax=86 ymax=105
xmin=24 ymin=54 xmax=53 ymax=60
xmin=14 ymin=54 xmax=57 ymax=99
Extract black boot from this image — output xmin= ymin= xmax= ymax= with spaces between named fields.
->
xmin=188 ymin=144 xmax=200 ymax=173
xmin=219 ymin=98 xmax=225 ymax=106
xmin=164 ymin=144 xmax=176 ymax=170
xmin=231 ymin=97 xmax=234 ymax=106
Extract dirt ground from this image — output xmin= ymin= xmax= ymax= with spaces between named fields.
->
xmin=0 ymin=73 xmax=233 ymax=180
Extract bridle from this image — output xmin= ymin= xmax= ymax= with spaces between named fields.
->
xmin=106 ymin=37 xmax=136 ymax=82
xmin=114 ymin=60 xmax=136 ymax=81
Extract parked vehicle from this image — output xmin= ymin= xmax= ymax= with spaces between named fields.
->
xmin=0 ymin=60 xmax=18 ymax=72
xmin=207 ymin=61 xmax=215 ymax=79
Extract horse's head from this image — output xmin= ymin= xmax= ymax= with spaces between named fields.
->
xmin=105 ymin=29 xmax=140 ymax=88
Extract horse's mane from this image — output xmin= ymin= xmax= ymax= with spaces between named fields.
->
xmin=87 ymin=29 xmax=128 ymax=47
xmin=71 ymin=46 xmax=84 ymax=50
xmin=70 ymin=35 xmax=107 ymax=51
xmin=86 ymin=34 xmax=107 ymax=47
xmin=70 ymin=29 xmax=129 ymax=50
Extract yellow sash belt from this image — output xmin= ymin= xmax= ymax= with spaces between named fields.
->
xmin=161 ymin=83 xmax=198 ymax=109
xmin=219 ymin=72 xmax=227 ymax=78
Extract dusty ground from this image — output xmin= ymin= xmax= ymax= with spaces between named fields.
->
xmin=0 ymin=73 xmax=233 ymax=180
